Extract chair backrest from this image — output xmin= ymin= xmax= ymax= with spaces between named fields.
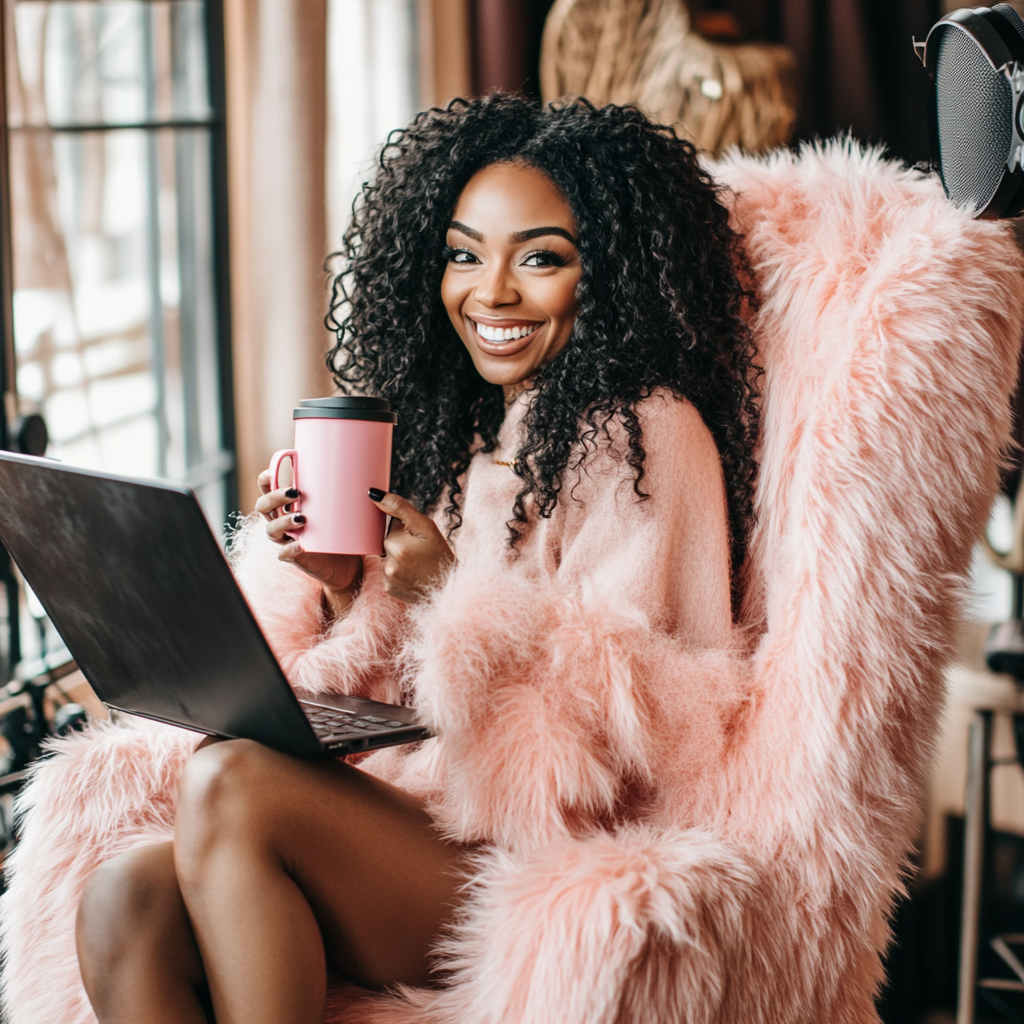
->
xmin=693 ymin=141 xmax=1023 ymax=1002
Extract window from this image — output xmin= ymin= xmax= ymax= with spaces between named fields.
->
xmin=0 ymin=0 xmax=234 ymax=677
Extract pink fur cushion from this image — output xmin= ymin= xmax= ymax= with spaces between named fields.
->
xmin=3 ymin=140 xmax=1022 ymax=1024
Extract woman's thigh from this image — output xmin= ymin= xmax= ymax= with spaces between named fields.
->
xmin=76 ymin=841 xmax=211 ymax=1024
xmin=175 ymin=741 xmax=468 ymax=989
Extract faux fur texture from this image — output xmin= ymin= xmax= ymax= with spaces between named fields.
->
xmin=228 ymin=526 xmax=408 ymax=705
xmin=404 ymin=567 xmax=748 ymax=849
xmin=2 ymin=140 xmax=1022 ymax=1024
xmin=0 ymin=722 xmax=197 ymax=1024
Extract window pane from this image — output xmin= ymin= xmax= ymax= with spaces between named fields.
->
xmin=8 ymin=0 xmax=211 ymax=128
xmin=9 ymin=124 xmax=226 ymax=504
xmin=3 ymin=0 xmax=231 ymax=676
xmin=6 ymin=0 xmax=228 ymax=517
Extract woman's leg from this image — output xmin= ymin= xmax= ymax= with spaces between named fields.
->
xmin=76 ymin=841 xmax=211 ymax=1024
xmin=173 ymin=740 xmax=468 ymax=1024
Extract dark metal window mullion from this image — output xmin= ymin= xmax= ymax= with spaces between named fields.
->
xmin=0 ymin=3 xmax=20 ymax=675
xmin=172 ymin=4 xmax=201 ymax=474
xmin=203 ymin=0 xmax=237 ymax=519
xmin=10 ymin=121 xmax=216 ymax=133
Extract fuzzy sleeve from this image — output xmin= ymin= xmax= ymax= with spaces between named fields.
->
xmin=228 ymin=515 xmax=407 ymax=703
xmin=405 ymin=392 xmax=740 ymax=849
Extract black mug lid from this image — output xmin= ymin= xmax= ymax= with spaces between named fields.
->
xmin=293 ymin=395 xmax=397 ymax=423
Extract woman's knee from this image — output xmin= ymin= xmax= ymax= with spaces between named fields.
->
xmin=175 ymin=739 xmax=280 ymax=879
xmin=76 ymin=844 xmax=179 ymax=988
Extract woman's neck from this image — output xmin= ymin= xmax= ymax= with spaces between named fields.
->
xmin=503 ymin=379 xmax=532 ymax=405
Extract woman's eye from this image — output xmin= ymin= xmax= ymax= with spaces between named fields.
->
xmin=522 ymin=249 xmax=566 ymax=268
xmin=442 ymin=246 xmax=478 ymax=265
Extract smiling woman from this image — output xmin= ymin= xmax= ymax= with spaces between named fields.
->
xmin=71 ymin=93 xmax=761 ymax=1024
xmin=329 ymin=94 xmax=759 ymax=569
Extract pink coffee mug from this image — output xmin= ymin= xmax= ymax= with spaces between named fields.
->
xmin=269 ymin=396 xmax=396 ymax=555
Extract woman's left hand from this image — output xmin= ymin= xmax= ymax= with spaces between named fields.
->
xmin=370 ymin=490 xmax=455 ymax=604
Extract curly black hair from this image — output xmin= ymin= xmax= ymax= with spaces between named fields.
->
xmin=327 ymin=93 xmax=760 ymax=595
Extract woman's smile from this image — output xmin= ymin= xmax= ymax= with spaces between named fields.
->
xmin=466 ymin=315 xmax=543 ymax=355
xmin=441 ymin=161 xmax=582 ymax=396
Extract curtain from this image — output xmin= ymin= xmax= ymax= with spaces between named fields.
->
xmin=224 ymin=0 xmax=332 ymax=510
xmin=225 ymin=0 xmax=433 ymax=509
xmin=326 ymin=0 xmax=419 ymax=250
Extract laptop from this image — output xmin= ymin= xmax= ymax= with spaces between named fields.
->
xmin=0 ymin=451 xmax=431 ymax=757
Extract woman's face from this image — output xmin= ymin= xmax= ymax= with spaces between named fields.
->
xmin=442 ymin=162 xmax=582 ymax=394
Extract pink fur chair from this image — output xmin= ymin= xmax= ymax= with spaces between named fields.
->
xmin=2 ymin=139 xmax=1022 ymax=1024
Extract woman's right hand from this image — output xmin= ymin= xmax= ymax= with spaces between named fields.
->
xmin=255 ymin=469 xmax=363 ymax=615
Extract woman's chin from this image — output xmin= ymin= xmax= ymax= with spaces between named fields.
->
xmin=466 ymin=340 xmax=573 ymax=391
xmin=464 ymin=350 xmax=532 ymax=389
xmin=482 ymin=368 xmax=532 ymax=391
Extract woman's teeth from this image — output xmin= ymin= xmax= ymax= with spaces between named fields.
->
xmin=474 ymin=322 xmax=537 ymax=343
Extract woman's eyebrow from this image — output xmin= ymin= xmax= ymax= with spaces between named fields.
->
xmin=510 ymin=226 xmax=577 ymax=246
xmin=449 ymin=221 xmax=482 ymax=241
xmin=448 ymin=221 xmax=578 ymax=247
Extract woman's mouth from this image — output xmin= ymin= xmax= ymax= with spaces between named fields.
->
xmin=467 ymin=317 xmax=543 ymax=356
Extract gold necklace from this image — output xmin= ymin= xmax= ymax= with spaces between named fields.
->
xmin=493 ymin=458 xmax=519 ymax=467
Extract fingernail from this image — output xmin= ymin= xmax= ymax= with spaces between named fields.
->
xmin=368 ymin=488 xmax=385 ymax=502
xmin=285 ymin=488 xmax=299 ymax=499
xmin=292 ymin=513 xmax=306 ymax=524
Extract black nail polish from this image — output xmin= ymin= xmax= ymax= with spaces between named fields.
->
xmin=368 ymin=487 xmax=385 ymax=502
xmin=292 ymin=513 xmax=306 ymax=524
xmin=285 ymin=488 xmax=299 ymax=499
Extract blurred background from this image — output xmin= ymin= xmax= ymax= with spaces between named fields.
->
xmin=0 ymin=1 xmax=1020 ymax=1021
xmin=0 ymin=0 xmax=964 ymax=535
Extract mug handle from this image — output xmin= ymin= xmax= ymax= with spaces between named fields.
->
xmin=268 ymin=449 xmax=299 ymax=516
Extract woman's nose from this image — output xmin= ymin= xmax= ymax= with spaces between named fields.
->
xmin=473 ymin=259 xmax=519 ymax=307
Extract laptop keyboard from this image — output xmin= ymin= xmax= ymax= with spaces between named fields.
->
xmin=301 ymin=703 xmax=410 ymax=744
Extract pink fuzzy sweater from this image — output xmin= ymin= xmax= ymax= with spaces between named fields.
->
xmin=3 ymin=141 xmax=1022 ymax=1024
xmin=231 ymin=387 xmax=736 ymax=849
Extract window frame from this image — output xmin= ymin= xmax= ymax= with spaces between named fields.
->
xmin=0 ymin=0 xmax=237 ymax=676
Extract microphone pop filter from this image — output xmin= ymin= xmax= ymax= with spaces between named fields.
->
xmin=918 ymin=5 xmax=1024 ymax=218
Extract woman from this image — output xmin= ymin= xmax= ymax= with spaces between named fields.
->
xmin=74 ymin=93 xmax=759 ymax=1024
